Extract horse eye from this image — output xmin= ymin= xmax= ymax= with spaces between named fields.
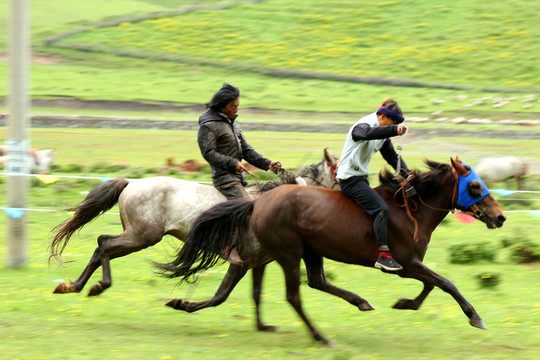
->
xmin=466 ymin=181 xmax=484 ymax=198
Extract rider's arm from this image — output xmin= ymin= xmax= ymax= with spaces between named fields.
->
xmin=380 ymin=139 xmax=410 ymax=172
xmin=352 ymin=123 xmax=399 ymax=141
xmin=236 ymin=126 xmax=272 ymax=171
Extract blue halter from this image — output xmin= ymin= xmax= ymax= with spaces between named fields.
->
xmin=456 ymin=163 xmax=490 ymax=210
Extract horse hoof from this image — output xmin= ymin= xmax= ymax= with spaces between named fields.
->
xmin=257 ymin=324 xmax=277 ymax=332
xmin=358 ymin=302 xmax=375 ymax=311
xmin=470 ymin=318 xmax=486 ymax=330
xmin=315 ymin=336 xmax=332 ymax=347
xmin=393 ymin=298 xmax=418 ymax=310
xmin=53 ymin=281 xmax=78 ymax=294
xmin=88 ymin=284 xmax=103 ymax=297
xmin=166 ymin=299 xmax=188 ymax=311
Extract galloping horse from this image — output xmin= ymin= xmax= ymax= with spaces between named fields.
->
xmin=158 ymin=158 xmax=506 ymax=344
xmin=50 ymin=148 xmax=339 ymax=330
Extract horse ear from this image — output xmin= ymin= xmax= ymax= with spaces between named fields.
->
xmin=324 ymin=147 xmax=337 ymax=166
xmin=451 ymin=157 xmax=470 ymax=175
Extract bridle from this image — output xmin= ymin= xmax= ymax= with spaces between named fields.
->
xmin=395 ymin=166 xmax=483 ymax=242
xmin=325 ymin=159 xmax=339 ymax=185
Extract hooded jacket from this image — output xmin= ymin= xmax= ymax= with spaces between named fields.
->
xmin=197 ymin=109 xmax=271 ymax=187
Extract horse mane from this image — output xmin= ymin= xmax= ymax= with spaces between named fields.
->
xmin=245 ymin=157 xmax=334 ymax=194
xmin=245 ymin=171 xmax=299 ymax=193
xmin=378 ymin=160 xmax=452 ymax=198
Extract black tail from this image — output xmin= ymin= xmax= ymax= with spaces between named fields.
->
xmin=155 ymin=198 xmax=254 ymax=283
xmin=49 ymin=178 xmax=129 ymax=265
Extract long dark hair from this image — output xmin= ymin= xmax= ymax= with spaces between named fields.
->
xmin=205 ymin=83 xmax=240 ymax=111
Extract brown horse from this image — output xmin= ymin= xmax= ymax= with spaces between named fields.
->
xmin=158 ymin=158 xmax=506 ymax=344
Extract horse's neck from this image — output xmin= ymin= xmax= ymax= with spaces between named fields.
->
xmin=415 ymin=182 xmax=454 ymax=239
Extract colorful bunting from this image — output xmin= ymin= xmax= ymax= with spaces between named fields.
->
xmin=36 ymin=175 xmax=59 ymax=184
xmin=3 ymin=208 xmax=25 ymax=218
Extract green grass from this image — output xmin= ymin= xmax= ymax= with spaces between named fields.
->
xmin=0 ymin=129 xmax=539 ymax=359
xmin=51 ymin=0 xmax=540 ymax=89
xmin=0 ymin=182 xmax=538 ymax=359
xmin=0 ymin=0 xmax=539 ymax=119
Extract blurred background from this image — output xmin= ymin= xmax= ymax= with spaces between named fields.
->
xmin=0 ymin=1 xmax=538 ymax=359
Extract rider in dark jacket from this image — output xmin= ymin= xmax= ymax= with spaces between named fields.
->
xmin=198 ymin=83 xmax=280 ymax=265
xmin=198 ymin=84 xmax=280 ymax=199
xmin=198 ymin=109 xmax=273 ymax=197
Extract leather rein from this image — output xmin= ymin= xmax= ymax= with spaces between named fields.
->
xmin=394 ymin=167 xmax=483 ymax=242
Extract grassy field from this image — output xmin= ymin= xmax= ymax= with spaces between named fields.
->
xmin=0 ymin=1 xmax=539 ymax=358
xmin=0 ymin=0 xmax=539 ymax=119
xmin=0 ymin=129 xmax=539 ymax=359
xmin=51 ymin=0 xmax=540 ymax=88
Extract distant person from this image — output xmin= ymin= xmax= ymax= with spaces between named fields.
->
xmin=336 ymin=98 xmax=409 ymax=271
xmin=197 ymin=83 xmax=281 ymax=265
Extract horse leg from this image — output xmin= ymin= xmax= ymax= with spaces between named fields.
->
xmin=251 ymin=265 xmax=276 ymax=331
xmin=399 ymin=261 xmax=486 ymax=329
xmin=392 ymin=283 xmax=434 ymax=310
xmin=166 ymin=264 xmax=249 ymax=312
xmin=53 ymin=248 xmax=101 ymax=294
xmin=280 ymin=259 xmax=331 ymax=345
xmin=87 ymin=230 xmax=161 ymax=296
xmin=303 ymin=250 xmax=374 ymax=311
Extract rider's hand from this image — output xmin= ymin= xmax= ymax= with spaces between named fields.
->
xmin=269 ymin=161 xmax=281 ymax=172
xmin=397 ymin=124 xmax=408 ymax=135
xmin=236 ymin=162 xmax=248 ymax=173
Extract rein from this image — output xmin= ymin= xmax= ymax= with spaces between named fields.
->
xmin=394 ymin=167 xmax=461 ymax=242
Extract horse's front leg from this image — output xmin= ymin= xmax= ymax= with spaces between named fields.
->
xmin=400 ymin=260 xmax=485 ymax=329
xmin=303 ymin=250 xmax=374 ymax=311
xmin=392 ymin=282 xmax=434 ymax=310
xmin=251 ymin=265 xmax=276 ymax=331
xmin=167 ymin=264 xmax=248 ymax=312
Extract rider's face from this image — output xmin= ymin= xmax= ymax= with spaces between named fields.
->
xmin=221 ymin=99 xmax=239 ymax=120
xmin=378 ymin=113 xmax=395 ymax=126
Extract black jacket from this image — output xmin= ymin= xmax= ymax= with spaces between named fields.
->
xmin=197 ymin=109 xmax=271 ymax=187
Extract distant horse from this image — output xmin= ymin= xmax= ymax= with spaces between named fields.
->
xmin=475 ymin=156 xmax=527 ymax=190
xmin=0 ymin=147 xmax=56 ymax=174
xmin=50 ymin=148 xmax=339 ymax=331
xmin=159 ymin=158 xmax=506 ymax=344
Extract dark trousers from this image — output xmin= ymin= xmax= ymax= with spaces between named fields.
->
xmin=339 ymin=176 xmax=389 ymax=247
xmin=216 ymin=181 xmax=250 ymax=200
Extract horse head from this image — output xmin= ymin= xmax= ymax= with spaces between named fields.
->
xmin=451 ymin=157 xmax=506 ymax=229
xmin=295 ymin=147 xmax=340 ymax=190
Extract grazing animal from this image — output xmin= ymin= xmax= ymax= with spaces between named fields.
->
xmin=0 ymin=147 xmax=56 ymax=174
xmin=50 ymin=148 xmax=339 ymax=331
xmin=475 ymin=156 xmax=527 ymax=189
xmin=159 ymin=158 xmax=506 ymax=344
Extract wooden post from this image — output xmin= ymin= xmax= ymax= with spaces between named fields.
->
xmin=6 ymin=0 xmax=30 ymax=267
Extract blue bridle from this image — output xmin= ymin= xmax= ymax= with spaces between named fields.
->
xmin=456 ymin=163 xmax=490 ymax=210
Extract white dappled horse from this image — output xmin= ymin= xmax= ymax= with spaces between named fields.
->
xmin=50 ymin=148 xmax=339 ymax=331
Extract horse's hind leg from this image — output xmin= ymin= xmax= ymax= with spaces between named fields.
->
xmin=303 ymin=250 xmax=374 ymax=311
xmin=400 ymin=261 xmax=485 ymax=329
xmin=280 ymin=258 xmax=330 ymax=345
xmin=392 ymin=282 xmax=434 ymax=310
xmin=167 ymin=264 xmax=249 ymax=312
xmin=251 ymin=265 xmax=276 ymax=331
xmin=53 ymin=248 xmax=101 ymax=294
xmin=87 ymin=230 xmax=161 ymax=296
